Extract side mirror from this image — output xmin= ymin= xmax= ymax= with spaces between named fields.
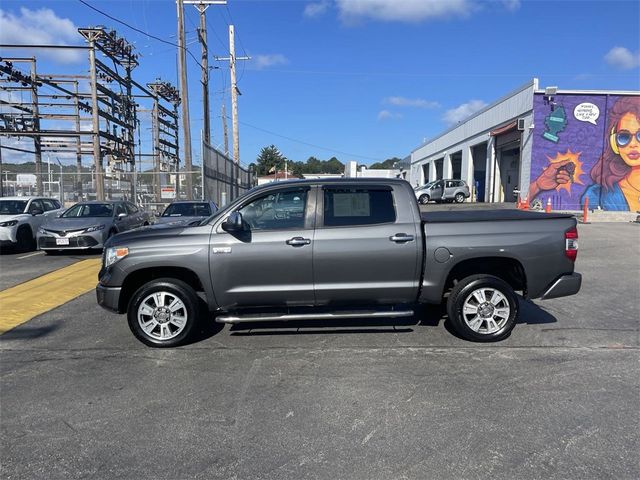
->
xmin=31 ymin=208 xmax=44 ymax=216
xmin=221 ymin=211 xmax=245 ymax=233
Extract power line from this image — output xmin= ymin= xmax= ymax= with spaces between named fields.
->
xmin=228 ymin=116 xmax=385 ymax=162
xmin=77 ymin=0 xmax=206 ymax=71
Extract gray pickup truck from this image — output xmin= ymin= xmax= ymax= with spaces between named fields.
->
xmin=96 ymin=178 xmax=581 ymax=347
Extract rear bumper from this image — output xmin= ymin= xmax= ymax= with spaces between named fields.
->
xmin=96 ymin=284 xmax=122 ymax=313
xmin=540 ymin=273 xmax=582 ymax=300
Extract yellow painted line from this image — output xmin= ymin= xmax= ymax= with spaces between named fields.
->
xmin=0 ymin=258 xmax=101 ymax=335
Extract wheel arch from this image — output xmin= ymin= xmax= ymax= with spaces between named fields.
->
xmin=119 ymin=266 xmax=205 ymax=313
xmin=443 ymin=256 xmax=527 ymax=298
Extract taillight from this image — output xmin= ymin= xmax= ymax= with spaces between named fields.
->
xmin=565 ymin=226 xmax=578 ymax=261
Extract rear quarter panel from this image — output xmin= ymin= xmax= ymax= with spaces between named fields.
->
xmin=419 ymin=216 xmax=577 ymax=303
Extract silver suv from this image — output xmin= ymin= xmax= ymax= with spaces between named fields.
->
xmin=415 ymin=179 xmax=470 ymax=204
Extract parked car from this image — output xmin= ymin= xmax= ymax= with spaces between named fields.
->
xmin=415 ymin=179 xmax=470 ymax=204
xmin=97 ymin=178 xmax=581 ymax=348
xmin=0 ymin=196 xmax=65 ymax=251
xmin=38 ymin=200 xmax=151 ymax=253
xmin=156 ymin=200 xmax=218 ymax=226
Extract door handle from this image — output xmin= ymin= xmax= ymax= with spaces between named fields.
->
xmin=286 ymin=237 xmax=311 ymax=247
xmin=389 ymin=233 xmax=414 ymax=243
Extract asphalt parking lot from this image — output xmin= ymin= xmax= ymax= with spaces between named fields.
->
xmin=0 ymin=222 xmax=638 ymax=479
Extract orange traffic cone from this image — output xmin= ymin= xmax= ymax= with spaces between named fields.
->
xmin=523 ymin=196 xmax=529 ymax=211
xmin=545 ymin=197 xmax=552 ymax=213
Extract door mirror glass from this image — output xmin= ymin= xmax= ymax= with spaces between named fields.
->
xmin=30 ymin=208 xmax=44 ymax=216
xmin=222 ymin=211 xmax=244 ymax=232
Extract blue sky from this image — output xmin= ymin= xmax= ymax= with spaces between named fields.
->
xmin=1 ymin=0 xmax=639 ymax=167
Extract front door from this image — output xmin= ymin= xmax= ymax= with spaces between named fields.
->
xmin=210 ymin=186 xmax=315 ymax=310
xmin=313 ymin=185 xmax=419 ymax=306
xmin=430 ymin=180 xmax=444 ymax=201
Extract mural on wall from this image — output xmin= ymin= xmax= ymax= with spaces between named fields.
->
xmin=529 ymin=94 xmax=640 ymax=211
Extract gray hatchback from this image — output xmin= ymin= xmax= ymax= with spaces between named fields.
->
xmin=38 ymin=200 xmax=151 ymax=253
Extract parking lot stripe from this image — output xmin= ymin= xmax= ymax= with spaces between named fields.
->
xmin=0 ymin=258 xmax=101 ymax=335
xmin=16 ymin=251 xmax=45 ymax=260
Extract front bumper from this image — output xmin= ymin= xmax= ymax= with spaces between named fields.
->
xmin=540 ymin=273 xmax=582 ymax=300
xmin=38 ymin=234 xmax=101 ymax=250
xmin=96 ymin=284 xmax=122 ymax=313
xmin=0 ymin=226 xmax=18 ymax=244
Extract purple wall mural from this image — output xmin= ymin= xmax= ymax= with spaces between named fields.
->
xmin=529 ymin=93 xmax=640 ymax=211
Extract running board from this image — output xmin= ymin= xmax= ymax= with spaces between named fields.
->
xmin=216 ymin=309 xmax=414 ymax=324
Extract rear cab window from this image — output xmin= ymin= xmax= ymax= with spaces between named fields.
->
xmin=322 ymin=186 xmax=396 ymax=227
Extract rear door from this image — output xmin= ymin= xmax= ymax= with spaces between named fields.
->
xmin=210 ymin=186 xmax=316 ymax=309
xmin=313 ymin=184 xmax=420 ymax=306
xmin=444 ymin=180 xmax=457 ymax=199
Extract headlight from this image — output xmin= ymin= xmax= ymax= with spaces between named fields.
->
xmin=0 ymin=220 xmax=18 ymax=227
xmin=105 ymin=246 xmax=129 ymax=267
xmin=84 ymin=224 xmax=106 ymax=233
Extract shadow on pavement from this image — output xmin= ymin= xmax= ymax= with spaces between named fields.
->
xmin=0 ymin=323 xmax=60 ymax=341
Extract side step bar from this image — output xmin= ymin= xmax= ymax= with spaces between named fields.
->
xmin=216 ymin=309 xmax=414 ymax=324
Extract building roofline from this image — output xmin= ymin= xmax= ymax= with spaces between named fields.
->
xmin=411 ymin=78 xmax=539 ymax=154
xmin=533 ymin=88 xmax=640 ymax=95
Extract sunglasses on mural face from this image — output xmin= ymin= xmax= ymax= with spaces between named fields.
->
xmin=614 ymin=130 xmax=640 ymax=147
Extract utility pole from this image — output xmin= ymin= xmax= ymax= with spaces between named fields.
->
xmin=176 ymin=0 xmax=193 ymax=199
xmin=216 ymin=25 xmax=250 ymax=165
xmin=29 ymin=58 xmax=43 ymax=195
xmin=221 ymin=103 xmax=229 ymax=155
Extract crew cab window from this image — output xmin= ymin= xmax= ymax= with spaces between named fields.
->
xmin=323 ymin=188 xmax=396 ymax=227
xmin=239 ymin=188 xmax=308 ymax=230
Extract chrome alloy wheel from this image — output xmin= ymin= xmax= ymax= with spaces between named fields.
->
xmin=137 ymin=291 xmax=188 ymax=341
xmin=462 ymin=287 xmax=511 ymax=334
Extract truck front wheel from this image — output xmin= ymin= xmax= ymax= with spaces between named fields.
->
xmin=446 ymin=274 xmax=518 ymax=342
xmin=127 ymin=278 xmax=200 ymax=347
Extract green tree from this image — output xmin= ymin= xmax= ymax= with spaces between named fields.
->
xmin=369 ymin=157 xmax=401 ymax=170
xmin=255 ymin=145 xmax=286 ymax=175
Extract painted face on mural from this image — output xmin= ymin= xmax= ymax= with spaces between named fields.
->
xmin=615 ymin=113 xmax=640 ymax=167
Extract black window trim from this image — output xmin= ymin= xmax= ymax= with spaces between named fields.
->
xmin=318 ymin=186 xmax=397 ymax=229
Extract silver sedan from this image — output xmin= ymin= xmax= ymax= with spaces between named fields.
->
xmin=37 ymin=200 xmax=151 ymax=253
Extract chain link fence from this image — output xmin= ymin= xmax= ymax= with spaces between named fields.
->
xmin=202 ymin=142 xmax=255 ymax=207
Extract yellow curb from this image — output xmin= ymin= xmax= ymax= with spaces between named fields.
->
xmin=0 ymin=258 xmax=102 ymax=335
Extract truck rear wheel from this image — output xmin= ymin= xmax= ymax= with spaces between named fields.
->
xmin=127 ymin=278 xmax=200 ymax=348
xmin=446 ymin=274 xmax=518 ymax=342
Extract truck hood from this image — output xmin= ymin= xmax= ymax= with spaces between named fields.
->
xmin=155 ymin=215 xmax=207 ymax=226
xmin=106 ymin=222 xmax=199 ymax=247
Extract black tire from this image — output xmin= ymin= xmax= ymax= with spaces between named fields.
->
xmin=446 ymin=274 xmax=518 ymax=342
xmin=16 ymin=226 xmax=34 ymax=252
xmin=455 ymin=193 xmax=465 ymax=203
xmin=419 ymin=194 xmax=430 ymax=205
xmin=127 ymin=278 xmax=200 ymax=348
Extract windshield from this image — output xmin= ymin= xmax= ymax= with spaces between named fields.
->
xmin=62 ymin=203 xmax=114 ymax=218
xmin=0 ymin=200 xmax=28 ymax=215
xmin=416 ymin=182 xmax=435 ymax=190
xmin=162 ymin=202 xmax=212 ymax=217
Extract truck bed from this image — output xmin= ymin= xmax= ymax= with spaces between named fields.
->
xmin=420 ymin=209 xmax=575 ymax=223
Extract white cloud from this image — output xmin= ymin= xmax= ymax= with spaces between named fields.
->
xmin=604 ymin=46 xmax=640 ymax=70
xmin=377 ymin=110 xmax=402 ymax=121
xmin=252 ymin=54 xmax=289 ymax=70
xmin=304 ymin=1 xmax=331 ymax=18
xmin=335 ymin=0 xmax=473 ymax=23
xmin=443 ymin=100 xmax=487 ymax=125
xmin=0 ymin=7 xmax=84 ymax=64
xmin=501 ymin=0 xmax=521 ymax=11
xmin=384 ymin=96 xmax=440 ymax=109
